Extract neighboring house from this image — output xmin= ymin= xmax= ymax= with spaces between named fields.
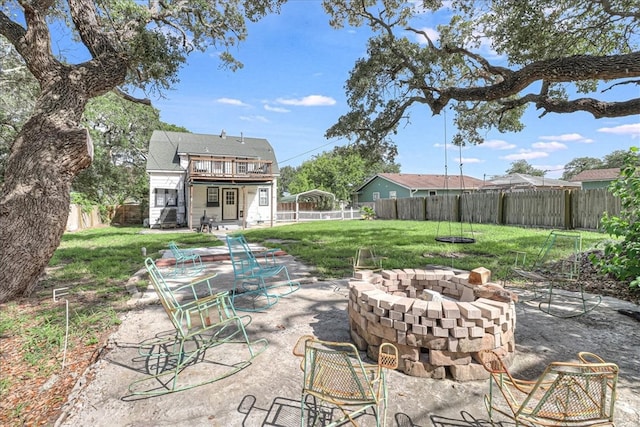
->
xmin=354 ymin=173 xmax=485 ymax=204
xmin=480 ymin=173 xmax=581 ymax=192
xmin=569 ymin=168 xmax=620 ymax=190
xmin=146 ymin=130 xmax=279 ymax=229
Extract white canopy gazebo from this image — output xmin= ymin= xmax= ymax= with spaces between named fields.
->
xmin=280 ymin=189 xmax=336 ymax=221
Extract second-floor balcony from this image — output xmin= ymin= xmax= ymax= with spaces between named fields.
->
xmin=188 ymin=156 xmax=274 ymax=181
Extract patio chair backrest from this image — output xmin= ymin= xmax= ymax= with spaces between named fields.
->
xmin=226 ymin=235 xmax=261 ymax=277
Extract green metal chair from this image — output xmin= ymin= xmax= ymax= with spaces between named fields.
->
xmin=508 ymin=230 xmax=601 ymax=318
xmin=168 ymin=241 xmax=203 ymax=276
xmin=293 ymin=335 xmax=398 ymax=427
xmin=226 ymin=234 xmax=300 ymax=311
xmin=128 ymin=258 xmax=267 ymax=396
xmin=478 ymin=350 xmax=618 ymax=427
xmin=352 ymin=247 xmax=387 ymax=275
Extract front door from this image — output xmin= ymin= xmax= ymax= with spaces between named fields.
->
xmin=222 ymin=188 xmax=238 ymax=220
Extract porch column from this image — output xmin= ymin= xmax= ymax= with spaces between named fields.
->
xmin=270 ymin=180 xmax=275 ymax=227
xmin=188 ymin=184 xmax=193 ymax=230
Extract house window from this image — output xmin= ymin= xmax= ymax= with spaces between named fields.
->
xmin=389 ymin=190 xmax=397 ymax=199
xmin=207 ymin=187 xmax=219 ymax=207
xmin=237 ymin=161 xmax=247 ymax=174
xmin=429 ymin=191 xmax=437 ymax=196
xmin=259 ymin=188 xmax=269 ymax=206
xmin=372 ymin=192 xmax=380 ymax=201
xmin=155 ymin=189 xmax=177 ymax=207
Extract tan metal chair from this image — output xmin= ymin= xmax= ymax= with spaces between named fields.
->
xmin=293 ymin=335 xmax=398 ymax=427
xmin=478 ymin=350 xmax=619 ymax=427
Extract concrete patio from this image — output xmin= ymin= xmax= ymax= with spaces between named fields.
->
xmin=55 ymin=240 xmax=640 ymax=426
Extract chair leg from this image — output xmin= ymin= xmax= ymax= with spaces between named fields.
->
xmin=538 ymin=283 xmax=602 ymax=318
xmin=264 ymin=269 xmax=301 ymax=297
xmin=231 ymin=279 xmax=279 ymax=312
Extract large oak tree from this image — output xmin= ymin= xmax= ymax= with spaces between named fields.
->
xmin=324 ymin=0 xmax=639 ymax=148
xmin=0 ymin=0 xmax=284 ymax=303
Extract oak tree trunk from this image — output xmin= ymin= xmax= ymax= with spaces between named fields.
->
xmin=0 ymin=80 xmax=93 ymax=302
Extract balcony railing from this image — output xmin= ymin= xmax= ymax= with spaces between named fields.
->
xmin=189 ymin=157 xmax=274 ymax=181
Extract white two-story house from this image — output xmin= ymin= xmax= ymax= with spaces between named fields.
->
xmin=146 ymin=130 xmax=279 ymax=229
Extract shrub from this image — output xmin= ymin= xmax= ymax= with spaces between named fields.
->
xmin=360 ymin=205 xmax=375 ymax=220
xmin=592 ymin=147 xmax=640 ymax=288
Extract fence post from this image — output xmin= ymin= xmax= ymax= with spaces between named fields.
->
xmin=498 ymin=192 xmax=505 ymax=225
xmin=564 ymin=190 xmax=572 ymax=230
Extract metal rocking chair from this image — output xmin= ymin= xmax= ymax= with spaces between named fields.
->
xmin=168 ymin=241 xmax=203 ymax=276
xmin=128 ymin=258 xmax=268 ymax=396
xmin=352 ymin=247 xmax=387 ymax=275
xmin=293 ymin=335 xmax=398 ymax=427
xmin=508 ymin=230 xmax=601 ymax=318
xmin=226 ymin=234 xmax=300 ymax=312
xmin=478 ymin=350 xmax=618 ymax=427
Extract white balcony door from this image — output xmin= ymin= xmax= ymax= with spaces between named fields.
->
xmin=222 ymin=188 xmax=238 ymax=220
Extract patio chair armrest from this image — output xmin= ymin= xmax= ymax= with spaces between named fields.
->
xmin=173 ymin=273 xmax=218 ymax=299
xmin=262 ymin=248 xmax=280 ymax=266
xmin=578 ymin=351 xmax=607 ymax=364
xmin=293 ymin=335 xmax=314 ymax=358
xmin=180 ymin=291 xmax=227 ymax=312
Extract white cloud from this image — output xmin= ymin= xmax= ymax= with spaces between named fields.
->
xmin=598 ymin=123 xmax=640 ymax=138
xmin=531 ymin=141 xmax=567 ymax=152
xmin=414 ymin=27 xmax=440 ymax=45
xmin=482 ymin=139 xmax=516 ymax=150
xmin=264 ymin=104 xmax=290 ymax=113
xmin=539 ymin=133 xmax=593 ymax=143
xmin=501 ymin=151 xmax=549 ymax=161
xmin=276 ymin=95 xmax=336 ymax=107
xmin=239 ymin=115 xmax=270 ymax=123
xmin=216 ymin=98 xmax=249 ymax=107
xmin=459 ymin=157 xmax=483 ymax=164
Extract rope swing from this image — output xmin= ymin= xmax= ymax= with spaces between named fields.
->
xmin=435 ymin=111 xmax=476 ymax=244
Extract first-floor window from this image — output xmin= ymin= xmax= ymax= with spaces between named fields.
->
xmin=259 ymin=188 xmax=269 ymax=206
xmin=389 ymin=190 xmax=397 ymax=199
xmin=372 ymin=192 xmax=380 ymax=201
xmin=207 ymin=187 xmax=219 ymax=207
xmin=155 ymin=188 xmax=177 ymax=207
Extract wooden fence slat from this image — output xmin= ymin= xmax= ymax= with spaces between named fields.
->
xmin=372 ymin=189 xmax=621 ymax=231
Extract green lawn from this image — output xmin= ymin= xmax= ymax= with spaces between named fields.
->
xmin=0 ymin=221 xmax=609 ymax=369
xmin=0 ymin=220 xmax=612 ymax=422
xmin=239 ymin=220 xmax=607 ymax=280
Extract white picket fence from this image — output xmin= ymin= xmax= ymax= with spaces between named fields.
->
xmin=276 ymin=208 xmax=362 ymax=222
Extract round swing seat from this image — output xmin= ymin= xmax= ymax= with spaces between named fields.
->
xmin=435 ymin=236 xmax=476 ymax=244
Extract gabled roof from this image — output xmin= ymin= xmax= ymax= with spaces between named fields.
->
xmin=357 ymin=173 xmax=485 ymax=192
xmin=146 ymin=130 xmax=279 ymax=173
xmin=482 ymin=173 xmax=580 ymax=190
xmin=569 ymin=168 xmax=620 ymax=182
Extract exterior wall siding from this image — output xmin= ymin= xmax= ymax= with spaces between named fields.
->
xmin=148 ymin=173 xmax=185 ymax=227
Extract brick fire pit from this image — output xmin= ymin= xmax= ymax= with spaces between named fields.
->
xmin=347 ymin=267 xmax=517 ymax=381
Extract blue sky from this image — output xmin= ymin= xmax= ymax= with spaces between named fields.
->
xmin=152 ymin=1 xmax=640 ymax=180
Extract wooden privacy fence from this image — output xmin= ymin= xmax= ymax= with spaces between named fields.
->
xmin=373 ymin=188 xmax=621 ymax=231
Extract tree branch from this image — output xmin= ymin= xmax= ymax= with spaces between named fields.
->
xmin=113 ymin=88 xmax=151 ymax=105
